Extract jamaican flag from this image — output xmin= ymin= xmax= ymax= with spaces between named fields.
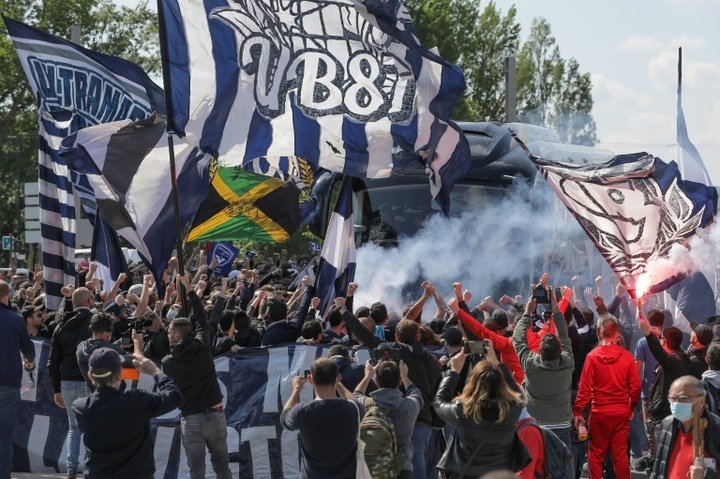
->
xmin=187 ymin=165 xmax=300 ymax=243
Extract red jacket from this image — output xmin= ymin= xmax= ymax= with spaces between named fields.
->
xmin=573 ymin=342 xmax=641 ymax=416
xmin=456 ymin=309 xmax=525 ymax=385
xmin=526 ymin=320 xmax=557 ymax=353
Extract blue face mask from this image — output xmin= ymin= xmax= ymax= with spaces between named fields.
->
xmin=669 ymin=401 xmax=694 ymax=422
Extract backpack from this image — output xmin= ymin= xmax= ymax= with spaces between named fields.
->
xmin=517 ymin=418 xmax=574 ymax=479
xmin=359 ymin=397 xmax=402 ymax=479
xmin=703 ymin=379 xmax=720 ymax=416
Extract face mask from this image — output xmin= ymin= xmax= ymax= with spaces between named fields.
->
xmin=166 ymin=308 xmax=178 ymax=321
xmin=669 ymin=401 xmax=694 ymax=422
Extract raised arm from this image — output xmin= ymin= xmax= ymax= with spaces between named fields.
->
xmin=512 ymin=300 xmax=537 ymax=369
xmin=288 ymin=276 xmax=315 ymax=328
xmin=403 ymin=281 xmax=434 ymax=322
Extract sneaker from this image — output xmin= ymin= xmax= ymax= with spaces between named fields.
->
xmin=633 ymin=456 xmax=652 ymax=471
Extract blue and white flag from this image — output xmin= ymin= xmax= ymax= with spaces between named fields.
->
xmin=315 ymin=177 xmax=356 ymax=315
xmin=157 ymin=0 xmax=470 ymax=212
xmin=5 ymin=16 xmax=166 ymax=304
xmin=664 ymin=48 xmax=717 ymax=331
xmin=37 ymin=109 xmax=76 ymax=310
xmin=209 ymin=241 xmax=240 ymax=276
xmin=532 ymin=152 xmax=717 ymax=297
xmin=61 ymin=114 xmax=211 ymax=284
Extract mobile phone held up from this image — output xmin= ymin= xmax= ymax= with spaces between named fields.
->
xmin=532 ymin=286 xmax=550 ymax=304
xmin=463 ymin=340 xmax=489 ymax=355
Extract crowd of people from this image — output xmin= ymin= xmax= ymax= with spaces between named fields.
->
xmin=3 ymin=246 xmax=720 ymax=479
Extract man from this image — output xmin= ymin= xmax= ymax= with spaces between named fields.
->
xmin=76 ymin=312 xmax=129 ymax=391
xmin=0 ymin=280 xmax=35 ymax=479
xmin=47 ymin=286 xmax=94 ymax=478
xmin=162 ymin=276 xmax=232 ymax=479
xmin=328 ymin=344 xmax=370 ymax=392
xmin=262 ymin=276 xmax=314 ymax=346
xmin=22 ymin=304 xmax=50 ymax=339
xmin=213 ymin=311 xmax=239 ymax=356
xmin=634 ymin=309 xmax=665 ymax=459
xmin=323 ymin=305 xmax=349 ymax=345
xmin=354 ymin=359 xmax=423 ymax=479
xmin=649 ymin=375 xmax=720 ymax=479
xmin=513 ymin=291 xmax=574 ymax=452
xmin=280 ymin=357 xmax=362 ymax=478
xmin=639 ymin=316 xmax=693 ymax=453
xmin=73 ymin=348 xmax=181 ymax=479
xmin=573 ymin=306 xmax=641 ymax=479
xmin=703 ymin=343 xmax=720 ymax=415
xmin=688 ymin=323 xmax=713 ymax=379
xmin=344 ymin=298 xmax=442 ymax=479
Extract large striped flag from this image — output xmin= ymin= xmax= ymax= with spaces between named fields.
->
xmin=5 ymin=16 xmax=165 ymax=306
xmin=60 ymin=114 xmax=210 ymax=283
xmin=315 ymin=177 xmax=356 ymax=315
xmin=664 ymin=48 xmax=717 ymax=331
xmin=157 ymin=0 xmax=470 ymax=212
xmin=37 ymin=109 xmax=76 ymax=310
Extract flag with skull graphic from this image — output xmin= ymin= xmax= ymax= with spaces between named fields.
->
xmin=533 ymin=152 xmax=717 ymax=296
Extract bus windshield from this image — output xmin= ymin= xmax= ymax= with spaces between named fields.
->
xmin=353 ymin=182 xmax=510 ymax=247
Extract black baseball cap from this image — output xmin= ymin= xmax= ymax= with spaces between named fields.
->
xmin=88 ymin=348 xmax=122 ymax=378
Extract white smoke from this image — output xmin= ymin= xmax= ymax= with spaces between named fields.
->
xmin=352 ymin=180 xmax=595 ymax=317
xmin=642 ymin=220 xmax=720 ymax=289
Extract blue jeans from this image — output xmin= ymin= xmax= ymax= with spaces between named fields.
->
xmin=61 ymin=380 xmax=87 ymax=474
xmin=0 ymin=386 xmax=20 ymax=479
xmin=411 ymin=423 xmax=432 ymax=479
xmin=629 ymin=402 xmax=648 ymax=458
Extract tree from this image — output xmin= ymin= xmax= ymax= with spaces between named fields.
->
xmin=516 ymin=17 xmax=597 ymax=145
xmin=0 ymin=0 xmax=159 ymax=245
xmin=404 ymin=0 xmax=520 ymax=121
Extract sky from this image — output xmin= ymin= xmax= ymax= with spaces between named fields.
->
xmin=117 ymin=0 xmax=720 ymax=181
xmin=492 ymin=0 xmax=720 ymax=182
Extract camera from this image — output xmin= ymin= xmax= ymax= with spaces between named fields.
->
xmin=463 ymin=340 xmax=489 ymax=355
xmin=372 ymin=346 xmax=401 ymax=364
xmin=532 ymin=286 xmax=550 ymax=304
xmin=304 ymin=369 xmax=311 ymax=377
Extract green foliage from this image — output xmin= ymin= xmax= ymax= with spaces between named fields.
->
xmin=405 ymin=3 xmax=597 ymax=144
xmin=516 ymin=18 xmax=597 ymax=145
xmin=0 ymin=0 xmax=159 ymax=237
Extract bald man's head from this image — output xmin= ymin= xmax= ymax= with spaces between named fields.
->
xmin=72 ymin=287 xmax=93 ymax=309
xmin=670 ymin=375 xmax=705 ymax=398
xmin=359 ymin=316 xmax=375 ymax=333
xmin=0 ymin=280 xmax=9 ymax=305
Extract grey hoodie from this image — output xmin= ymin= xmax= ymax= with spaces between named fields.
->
xmin=355 ymin=384 xmax=423 ymax=471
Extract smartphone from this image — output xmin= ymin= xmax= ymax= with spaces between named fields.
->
xmin=303 ymin=369 xmax=311 ymax=377
xmin=532 ymin=286 xmax=550 ymax=304
xmin=463 ymin=340 xmax=488 ymax=355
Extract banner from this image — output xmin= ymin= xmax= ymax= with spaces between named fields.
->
xmin=13 ymin=340 xmax=372 ymax=478
xmin=209 ymin=242 xmax=240 ymax=276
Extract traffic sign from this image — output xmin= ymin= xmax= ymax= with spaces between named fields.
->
xmin=2 ymin=236 xmax=12 ymax=250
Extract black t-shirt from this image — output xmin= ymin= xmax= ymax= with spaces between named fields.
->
xmin=280 ymin=399 xmax=363 ymax=479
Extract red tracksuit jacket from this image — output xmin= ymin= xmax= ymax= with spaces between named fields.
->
xmin=573 ymin=342 xmax=641 ymax=416
xmin=456 ymin=309 xmax=525 ymax=385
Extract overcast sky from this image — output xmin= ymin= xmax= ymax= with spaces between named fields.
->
xmin=117 ymin=0 xmax=720 ymax=181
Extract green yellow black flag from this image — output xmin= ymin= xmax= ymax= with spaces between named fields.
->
xmin=187 ymin=165 xmax=300 ymax=243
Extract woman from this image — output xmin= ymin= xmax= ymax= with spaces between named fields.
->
xmin=433 ymin=339 xmax=529 ymax=478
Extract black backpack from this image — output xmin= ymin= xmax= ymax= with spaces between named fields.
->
xmin=703 ymin=379 xmax=720 ymax=416
xmin=517 ymin=418 xmax=574 ymax=479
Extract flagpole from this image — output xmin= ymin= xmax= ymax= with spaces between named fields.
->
xmin=677 ymin=47 xmax=682 ymax=103
xmin=157 ymin=0 xmax=188 ymax=311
